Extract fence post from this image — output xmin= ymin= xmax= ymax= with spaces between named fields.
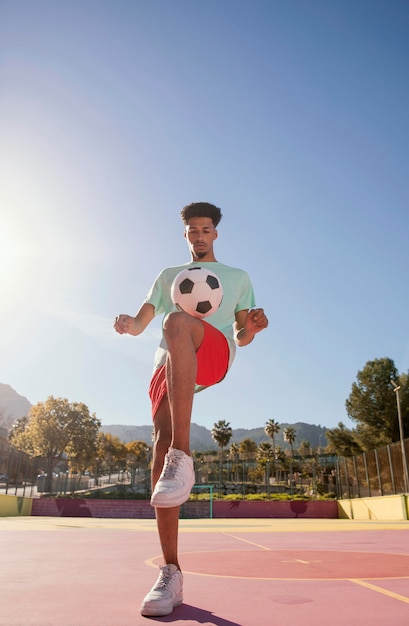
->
xmin=353 ymin=456 xmax=360 ymax=498
xmin=374 ymin=449 xmax=383 ymax=496
xmin=335 ymin=461 xmax=342 ymax=499
xmin=344 ymin=458 xmax=351 ymax=499
xmin=363 ymin=453 xmax=371 ymax=497
xmin=387 ymin=444 xmax=396 ymax=495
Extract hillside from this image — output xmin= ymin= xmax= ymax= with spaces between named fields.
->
xmin=0 ymin=383 xmax=328 ymax=450
xmin=0 ymin=383 xmax=32 ymax=434
xmin=101 ymin=421 xmax=328 ymax=451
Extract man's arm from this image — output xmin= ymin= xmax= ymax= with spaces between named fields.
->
xmin=114 ymin=302 xmax=155 ymax=336
xmin=234 ymin=308 xmax=268 ymax=347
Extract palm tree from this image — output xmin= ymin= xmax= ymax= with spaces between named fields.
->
xmin=238 ymin=437 xmax=258 ymax=458
xmin=298 ymin=440 xmax=311 ymax=457
xmin=264 ymin=419 xmax=280 ymax=479
xmin=264 ymin=419 xmax=280 ymax=459
xmin=229 ymin=442 xmax=239 ymax=460
xmin=274 ymin=445 xmax=287 ymax=482
xmin=284 ymin=427 xmax=297 ymax=495
xmin=238 ymin=437 xmax=257 ymax=483
xmin=211 ymin=420 xmax=233 ymax=489
xmin=229 ymin=442 xmax=240 ymax=481
xmin=257 ymin=441 xmax=274 ymax=486
xmin=256 ymin=441 xmax=274 ymax=465
xmin=283 ymin=427 xmax=297 ymax=459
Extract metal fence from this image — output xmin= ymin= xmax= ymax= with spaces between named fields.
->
xmin=1 ymin=444 xmax=338 ymax=498
xmin=5 ymin=438 xmax=408 ymax=501
xmin=0 ymin=445 xmax=151 ymax=498
xmin=335 ymin=437 xmax=409 ymax=499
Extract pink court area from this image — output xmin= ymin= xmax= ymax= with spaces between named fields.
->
xmin=1 ymin=517 xmax=409 ymax=626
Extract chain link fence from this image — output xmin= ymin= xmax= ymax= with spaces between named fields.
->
xmin=4 ymin=438 xmax=408 ymax=501
xmin=0 ymin=445 xmax=151 ymax=498
xmin=336 ymin=437 xmax=409 ymax=499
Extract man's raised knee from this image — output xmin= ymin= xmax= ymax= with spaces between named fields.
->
xmin=163 ymin=311 xmax=204 ymax=344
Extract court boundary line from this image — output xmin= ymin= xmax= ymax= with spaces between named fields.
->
xmin=350 ymin=579 xmax=409 ymax=604
xmin=145 ymin=551 xmax=409 ymax=582
xmin=222 ymin=531 xmax=272 ymax=550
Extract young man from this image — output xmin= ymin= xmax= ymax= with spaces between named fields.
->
xmin=114 ymin=202 xmax=268 ymax=617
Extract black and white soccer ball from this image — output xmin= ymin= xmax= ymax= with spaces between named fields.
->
xmin=170 ymin=267 xmax=223 ymax=318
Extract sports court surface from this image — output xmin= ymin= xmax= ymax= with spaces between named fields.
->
xmin=1 ymin=516 xmax=408 ymax=626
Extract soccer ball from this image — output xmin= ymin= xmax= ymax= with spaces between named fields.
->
xmin=171 ymin=267 xmax=223 ymax=318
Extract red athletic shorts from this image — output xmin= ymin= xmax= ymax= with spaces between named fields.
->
xmin=149 ymin=320 xmax=229 ymax=419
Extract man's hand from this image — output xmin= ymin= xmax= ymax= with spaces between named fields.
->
xmin=235 ymin=307 xmax=268 ymax=346
xmin=114 ymin=314 xmax=136 ymax=335
xmin=114 ymin=303 xmax=155 ymax=337
xmin=244 ymin=308 xmax=269 ymax=335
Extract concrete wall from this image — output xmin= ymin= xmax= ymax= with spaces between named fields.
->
xmin=0 ymin=494 xmax=32 ymax=517
xmin=31 ymin=498 xmax=155 ymax=518
xmin=31 ymin=498 xmax=210 ymax=519
xmin=338 ymin=494 xmax=409 ymax=520
xmin=4 ymin=493 xmax=408 ymax=520
xmin=213 ymin=499 xmax=338 ymax=519
xmin=30 ymin=498 xmax=338 ymax=519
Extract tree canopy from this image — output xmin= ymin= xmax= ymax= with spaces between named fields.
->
xmin=264 ymin=419 xmax=280 ymax=455
xmin=327 ymin=357 xmax=409 ymax=455
xmin=211 ymin=420 xmax=233 ymax=450
xmin=283 ymin=427 xmax=297 ymax=457
xmin=9 ymin=396 xmax=101 ymax=474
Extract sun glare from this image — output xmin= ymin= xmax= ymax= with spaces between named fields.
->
xmin=0 ymin=176 xmax=42 ymax=311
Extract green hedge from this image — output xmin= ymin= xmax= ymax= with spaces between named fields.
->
xmin=47 ymin=490 xmax=336 ymax=501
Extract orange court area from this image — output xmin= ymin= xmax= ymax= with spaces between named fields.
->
xmin=1 ymin=516 xmax=409 ymax=626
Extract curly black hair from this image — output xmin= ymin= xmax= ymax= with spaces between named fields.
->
xmin=180 ymin=202 xmax=222 ymax=227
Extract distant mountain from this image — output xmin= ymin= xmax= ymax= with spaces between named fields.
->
xmin=101 ymin=421 xmax=328 ymax=451
xmin=0 ymin=383 xmax=32 ymax=434
xmin=0 ymin=383 xmax=328 ymax=451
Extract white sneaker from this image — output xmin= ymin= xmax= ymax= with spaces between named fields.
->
xmin=140 ymin=564 xmax=183 ymax=616
xmin=150 ymin=447 xmax=195 ymax=508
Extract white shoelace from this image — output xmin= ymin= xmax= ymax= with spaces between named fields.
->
xmin=162 ymin=453 xmax=182 ymax=480
xmin=155 ymin=566 xmax=173 ymax=590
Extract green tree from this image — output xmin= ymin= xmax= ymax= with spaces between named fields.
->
xmin=229 ymin=442 xmax=240 ymax=481
xmin=345 ymin=357 xmax=409 ymax=448
xmin=264 ymin=419 xmax=280 ymax=458
xmin=283 ymin=427 xmax=296 ymax=458
xmin=9 ymin=416 xmax=34 ymax=455
xmin=256 ymin=441 xmax=274 ymax=466
xmin=257 ymin=441 xmax=274 ymax=484
xmin=211 ymin=420 xmax=233 ymax=451
xmin=228 ymin=442 xmax=239 ymax=461
xmin=274 ymin=445 xmax=288 ymax=482
xmin=9 ymin=396 xmax=101 ymax=488
xmin=211 ymin=420 xmax=233 ymax=488
xmin=238 ymin=437 xmax=257 ymax=459
xmin=126 ymin=440 xmax=150 ymax=482
xmin=298 ymin=440 xmax=311 ymax=457
xmin=283 ymin=427 xmax=297 ymax=493
xmin=238 ymin=438 xmax=257 ymax=483
xmin=96 ymin=432 xmax=127 ymax=479
xmin=326 ymin=422 xmax=362 ymax=457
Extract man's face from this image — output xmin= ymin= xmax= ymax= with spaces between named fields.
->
xmin=184 ymin=216 xmax=217 ymax=261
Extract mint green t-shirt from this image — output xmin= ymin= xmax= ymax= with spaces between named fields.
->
xmin=144 ymin=261 xmax=256 ymax=375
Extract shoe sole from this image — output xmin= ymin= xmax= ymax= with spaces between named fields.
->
xmin=150 ymin=489 xmax=193 ymax=508
xmin=140 ymin=596 xmax=183 ymax=616
xmin=150 ymin=476 xmax=195 ymax=508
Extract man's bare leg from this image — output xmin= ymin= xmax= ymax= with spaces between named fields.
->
xmin=152 ymin=397 xmax=180 ymax=567
xmin=141 ymin=313 xmax=205 ymax=615
xmin=141 ymin=398 xmax=184 ymax=617
xmin=151 ymin=311 xmax=205 ymax=558
xmin=162 ymin=311 xmax=204 ymax=454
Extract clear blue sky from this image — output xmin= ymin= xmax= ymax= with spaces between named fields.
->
xmin=1 ymin=1 xmax=408 ymax=434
